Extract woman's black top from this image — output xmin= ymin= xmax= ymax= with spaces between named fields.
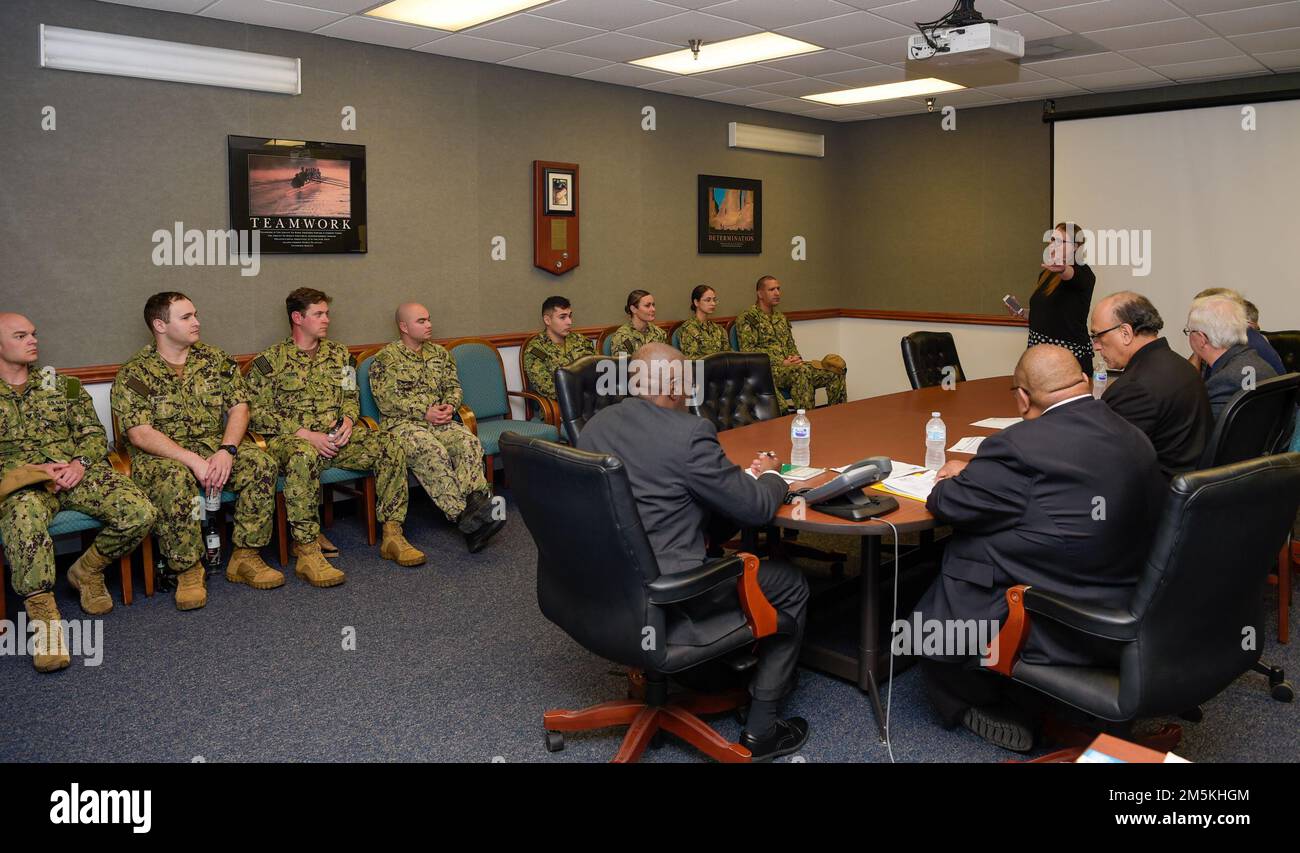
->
xmin=1028 ymin=263 xmax=1096 ymax=350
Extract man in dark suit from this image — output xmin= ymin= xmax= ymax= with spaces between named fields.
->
xmin=577 ymin=342 xmax=810 ymax=761
xmin=1187 ymin=295 xmax=1279 ymax=421
xmin=1091 ymin=291 xmax=1212 ymax=478
xmin=914 ymin=345 xmax=1165 ymax=751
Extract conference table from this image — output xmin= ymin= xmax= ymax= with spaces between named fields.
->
xmin=717 ymin=376 xmax=1021 ymax=740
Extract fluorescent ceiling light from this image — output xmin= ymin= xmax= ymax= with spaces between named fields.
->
xmin=632 ymin=33 xmax=822 ymax=75
xmin=365 ymin=0 xmax=552 ymax=31
xmin=803 ymin=77 xmax=963 ymax=105
xmin=39 ymin=24 xmax=300 ymax=95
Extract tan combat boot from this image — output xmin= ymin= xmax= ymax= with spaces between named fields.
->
xmin=175 ymin=565 xmax=207 ymax=611
xmin=24 ymin=592 xmax=70 ymax=672
xmin=379 ymin=522 xmax=426 ymax=567
xmin=293 ymin=540 xmax=346 ymax=588
xmin=226 ymin=548 xmax=286 ymax=590
xmin=66 ymin=543 xmax=114 ymax=615
xmin=292 ymin=533 xmax=339 ymax=559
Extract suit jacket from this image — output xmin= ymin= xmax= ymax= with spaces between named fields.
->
xmin=1205 ymin=343 xmax=1278 ymax=422
xmin=578 ymin=397 xmax=787 ymax=644
xmin=1102 ymin=337 xmax=1212 ymax=478
xmin=914 ymin=397 xmax=1166 ymax=667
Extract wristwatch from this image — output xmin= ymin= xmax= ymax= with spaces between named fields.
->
xmin=75 ymin=456 xmax=93 ymax=469
xmin=219 ymin=444 xmax=239 ymax=458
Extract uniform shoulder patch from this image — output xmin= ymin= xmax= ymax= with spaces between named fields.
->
xmin=125 ymin=376 xmax=153 ymax=398
xmin=61 ymin=375 xmax=82 ymax=400
xmin=253 ymin=355 xmax=273 ymax=376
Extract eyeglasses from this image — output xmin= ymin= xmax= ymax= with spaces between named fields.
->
xmin=1088 ymin=323 xmax=1124 ymax=343
xmin=1182 ymin=327 xmax=1204 ymax=338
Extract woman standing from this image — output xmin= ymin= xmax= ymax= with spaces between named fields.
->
xmin=607 ymin=290 xmax=667 ymax=357
xmin=677 ymin=285 xmax=729 ymax=359
xmin=1010 ymin=222 xmax=1097 ymax=375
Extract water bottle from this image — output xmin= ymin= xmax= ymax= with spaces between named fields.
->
xmin=201 ymin=489 xmax=222 ymax=576
xmin=790 ymin=409 xmax=811 ymax=468
xmin=925 ymin=412 xmax=947 ymax=471
xmin=1092 ymin=365 xmax=1108 ymax=399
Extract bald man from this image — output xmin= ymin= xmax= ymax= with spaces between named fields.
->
xmin=369 ymin=304 xmax=503 ymax=552
xmin=577 ymin=343 xmax=811 ymax=761
xmin=912 ymin=344 xmax=1164 ymax=752
xmin=0 ymin=313 xmax=156 ymax=671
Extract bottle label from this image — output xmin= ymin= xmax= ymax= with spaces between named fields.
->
xmin=205 ymin=532 xmax=220 ymax=548
xmin=926 ymin=428 xmax=945 ymax=442
xmin=792 ymin=427 xmax=810 ymax=439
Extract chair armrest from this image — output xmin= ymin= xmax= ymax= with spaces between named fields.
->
xmin=1024 ymin=587 xmax=1138 ymax=642
xmin=108 ymin=449 xmax=132 ymax=476
xmin=508 ymin=389 xmax=558 ymax=426
xmin=457 ymin=405 xmax=478 ymax=436
xmin=987 ymin=586 xmax=1031 ymax=677
xmin=646 ymin=552 xmax=777 ymax=641
xmin=244 ymin=431 xmax=268 ymax=452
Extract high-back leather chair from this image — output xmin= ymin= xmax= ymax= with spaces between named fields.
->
xmin=690 ymin=352 xmax=781 ymax=431
xmin=554 ymin=355 xmax=627 ymax=445
xmin=1198 ymin=373 xmax=1300 ymax=468
xmin=1262 ymin=330 xmax=1300 ymax=376
xmin=900 ymin=331 xmax=966 ymax=390
xmin=990 ymin=453 xmax=1300 ymax=745
xmin=500 ymin=431 xmax=781 ymax=763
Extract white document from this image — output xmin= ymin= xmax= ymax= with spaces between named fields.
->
xmin=970 ymin=417 xmax=1022 ymax=429
xmin=873 ymin=468 xmax=938 ymax=502
xmin=948 ymin=436 xmax=985 ymax=454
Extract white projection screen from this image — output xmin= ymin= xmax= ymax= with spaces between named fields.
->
xmin=1053 ymin=99 xmax=1300 ymax=356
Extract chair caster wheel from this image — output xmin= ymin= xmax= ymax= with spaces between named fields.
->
xmin=1271 ymin=681 xmax=1294 ymax=703
xmin=1265 ymin=665 xmax=1285 ymax=687
xmin=1179 ymin=707 xmax=1203 ymax=723
xmin=544 ymin=731 xmax=565 ymax=752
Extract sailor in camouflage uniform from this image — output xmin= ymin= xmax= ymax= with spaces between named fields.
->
xmin=0 ymin=313 xmax=156 ymax=672
xmin=522 ymin=295 xmax=596 ymax=401
xmin=677 ymin=286 xmax=729 ymax=360
xmin=370 ymin=303 xmax=505 ymax=553
xmin=111 ymin=293 xmax=282 ymax=611
xmin=736 ymin=276 xmax=846 ymax=411
xmin=606 ymin=290 xmax=668 ymax=357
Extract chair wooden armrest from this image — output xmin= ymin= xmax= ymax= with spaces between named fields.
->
xmin=108 ymin=449 xmax=132 ymax=476
xmin=735 ymin=552 xmax=778 ymax=640
xmin=986 ymin=585 xmax=1031 ymax=677
xmin=508 ymin=390 xmax=558 ymax=426
xmin=358 ymin=416 xmax=380 ymax=432
xmin=458 ymin=404 xmax=478 ymax=436
xmin=244 ymin=431 xmax=269 ymax=452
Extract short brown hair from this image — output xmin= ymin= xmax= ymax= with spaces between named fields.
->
xmin=756 ymin=275 xmax=777 ymax=290
xmin=287 ymin=287 xmax=331 ymax=322
xmin=143 ymin=292 xmax=190 ymax=332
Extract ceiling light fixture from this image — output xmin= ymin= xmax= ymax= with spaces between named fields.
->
xmin=365 ymin=0 xmax=553 ymax=32
xmin=803 ymin=77 xmax=964 ymax=106
xmin=632 ymin=33 xmax=822 ymax=75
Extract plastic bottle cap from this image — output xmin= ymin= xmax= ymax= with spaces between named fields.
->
xmin=932 ymin=412 xmax=940 ymax=417
xmin=796 ymin=409 xmax=806 ymax=414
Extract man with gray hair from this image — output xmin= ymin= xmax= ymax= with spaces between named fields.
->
xmin=1191 ymin=288 xmax=1284 ymax=375
xmin=1187 ymin=295 xmax=1277 ymax=421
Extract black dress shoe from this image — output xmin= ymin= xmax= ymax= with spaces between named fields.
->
xmin=739 ymin=717 xmax=809 ymax=762
xmin=961 ymin=704 xmax=1034 ymax=753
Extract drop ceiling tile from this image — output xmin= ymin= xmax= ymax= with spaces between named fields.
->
xmin=1037 ymin=0 xmax=1188 ymax=32
xmin=818 ymin=63 xmax=906 ymax=85
xmin=639 ymin=75 xmax=737 ymax=94
xmin=752 ymin=76 xmax=851 ymax=96
xmin=750 ymin=97 xmax=826 ymax=113
xmin=777 ymin=11 xmax=916 ymax=48
xmin=866 ymin=98 xmax=930 ymax=115
xmin=1024 ymin=50 xmax=1139 ymax=76
xmin=1120 ymin=37 xmax=1244 ymax=64
xmin=314 ymin=15 xmax=447 ymax=48
xmin=979 ymin=77 xmax=1089 ymax=97
xmin=1060 ymin=66 xmax=1174 ymax=88
xmin=622 ymin=11 xmax=764 ymax=43
xmin=1254 ymin=46 xmax=1300 ymax=67
xmin=530 ymin=0 xmax=684 ymax=30
xmin=283 ymin=0 xmax=375 ymax=11
xmin=702 ymin=0 xmax=858 ymax=30
xmin=1172 ymin=0 xmax=1285 ymax=13
xmin=198 ymin=0 xmax=347 ymax=31
xmin=555 ymin=32 xmax=681 ymax=61
xmin=414 ymin=34 xmax=537 ymax=62
xmin=1230 ymin=25 xmax=1300 ymax=50
xmin=838 ymin=35 xmax=912 ymax=63
xmin=933 ymin=89 xmax=1012 ymax=106
xmin=694 ymin=65 xmax=803 ymax=85
xmin=468 ymin=13 xmax=604 ymax=47
xmin=866 ymin=0 xmax=1025 ymax=27
xmin=996 ymin=13 xmax=1072 ymax=41
xmin=1083 ymin=16 xmax=1217 ymax=50
xmin=573 ymin=62 xmax=677 ymax=85
xmin=760 ymin=49 xmax=870 ymax=75
xmin=1149 ymin=53 xmax=1271 ymax=77
xmin=97 ymin=0 xmax=232 ymax=11
xmin=500 ymin=50 xmax=615 ymax=75
xmin=699 ymin=86 xmax=788 ymax=104
xmin=1194 ymin=0 xmax=1300 ymax=35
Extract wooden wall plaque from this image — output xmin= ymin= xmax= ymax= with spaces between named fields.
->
xmin=534 ymin=160 xmax=579 ymax=275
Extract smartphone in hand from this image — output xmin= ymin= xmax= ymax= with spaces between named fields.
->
xmin=1003 ymin=294 xmax=1024 ymax=316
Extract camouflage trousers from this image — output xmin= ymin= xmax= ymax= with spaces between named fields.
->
xmin=131 ymin=447 xmax=276 ymax=572
xmin=771 ymin=363 xmax=847 ymax=410
xmin=266 ymin=428 xmax=408 ymax=544
xmin=0 ymin=464 xmax=156 ymax=596
xmin=385 ymin=420 xmax=486 ymax=521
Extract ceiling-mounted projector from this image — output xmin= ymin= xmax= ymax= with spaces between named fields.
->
xmin=907 ymin=21 xmax=1024 ymax=65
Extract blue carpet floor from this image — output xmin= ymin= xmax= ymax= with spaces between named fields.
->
xmin=1 ymin=493 xmax=1296 ymax=763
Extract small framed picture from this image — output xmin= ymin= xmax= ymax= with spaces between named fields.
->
xmin=544 ymin=168 xmax=576 ymax=215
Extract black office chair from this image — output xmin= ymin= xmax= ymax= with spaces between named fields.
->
xmin=988 ymin=454 xmax=1300 ymax=759
xmin=500 ymin=431 xmax=787 ymax=763
xmin=1262 ymin=330 xmax=1300 ymax=376
xmin=689 ymin=352 xmax=782 ymax=429
xmin=901 ymin=331 xmax=966 ymax=390
xmin=553 ymin=355 xmax=627 ymax=445
xmin=1198 ymin=373 xmax=1300 ymax=468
